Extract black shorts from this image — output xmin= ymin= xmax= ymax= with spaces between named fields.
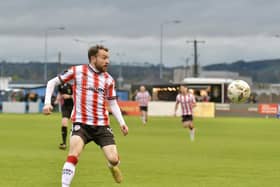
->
xmin=71 ymin=122 xmax=115 ymax=147
xmin=182 ymin=115 xmax=193 ymax=122
xmin=61 ymin=105 xmax=73 ymax=118
xmin=140 ymin=106 xmax=148 ymax=112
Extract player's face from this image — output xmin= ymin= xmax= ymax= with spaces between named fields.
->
xmin=92 ymin=49 xmax=110 ymax=72
xmin=180 ymin=86 xmax=186 ymax=93
xmin=140 ymin=86 xmax=145 ymax=92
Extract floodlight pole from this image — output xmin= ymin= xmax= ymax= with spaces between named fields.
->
xmin=159 ymin=20 xmax=181 ymax=79
xmin=44 ymin=26 xmax=65 ymax=82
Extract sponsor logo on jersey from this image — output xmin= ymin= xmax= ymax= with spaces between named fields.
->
xmin=86 ymin=87 xmax=105 ymax=94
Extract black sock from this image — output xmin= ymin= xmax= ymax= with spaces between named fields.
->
xmin=61 ymin=126 xmax=67 ymax=145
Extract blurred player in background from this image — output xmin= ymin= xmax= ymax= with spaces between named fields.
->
xmin=174 ymin=85 xmax=196 ymax=141
xmin=135 ymin=85 xmax=151 ymax=125
xmin=188 ymin=88 xmax=194 ymax=95
xmin=43 ymin=45 xmax=129 ymax=186
xmin=55 ymin=82 xmax=73 ymax=150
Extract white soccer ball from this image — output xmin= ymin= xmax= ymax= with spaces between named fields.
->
xmin=227 ymin=80 xmax=251 ymax=103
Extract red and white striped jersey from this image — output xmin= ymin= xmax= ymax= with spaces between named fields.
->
xmin=176 ymin=93 xmax=196 ymax=115
xmin=135 ymin=91 xmax=150 ymax=106
xmin=59 ymin=64 xmax=116 ymax=126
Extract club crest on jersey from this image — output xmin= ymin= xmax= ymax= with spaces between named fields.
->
xmin=74 ymin=125 xmax=81 ymax=131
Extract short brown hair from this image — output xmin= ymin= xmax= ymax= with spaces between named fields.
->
xmin=88 ymin=45 xmax=109 ymax=61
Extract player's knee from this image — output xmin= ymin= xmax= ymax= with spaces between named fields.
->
xmin=188 ymin=123 xmax=194 ymax=129
xmin=62 ymin=118 xmax=68 ymax=126
xmin=108 ymin=155 xmax=120 ymax=166
xmin=183 ymin=123 xmax=189 ymax=128
xmin=67 ymin=149 xmax=81 ymax=158
xmin=68 ymin=144 xmax=83 ymax=158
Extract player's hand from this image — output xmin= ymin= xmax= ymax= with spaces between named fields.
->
xmin=62 ymin=94 xmax=72 ymax=99
xmin=120 ymin=124 xmax=128 ymax=136
xmin=43 ymin=104 xmax=53 ymax=115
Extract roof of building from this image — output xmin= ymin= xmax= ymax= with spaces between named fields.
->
xmin=134 ymin=78 xmax=172 ymax=86
xmin=181 ymin=77 xmax=234 ymax=84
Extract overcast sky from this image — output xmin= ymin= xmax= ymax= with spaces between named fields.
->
xmin=1 ymin=0 xmax=280 ymax=66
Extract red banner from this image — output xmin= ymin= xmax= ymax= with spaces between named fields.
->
xmin=258 ymin=104 xmax=278 ymax=114
xmin=107 ymin=101 xmax=140 ymax=116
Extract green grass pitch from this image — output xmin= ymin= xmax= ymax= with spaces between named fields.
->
xmin=0 ymin=113 xmax=280 ymax=187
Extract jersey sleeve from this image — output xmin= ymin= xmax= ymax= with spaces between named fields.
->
xmin=106 ymin=79 xmax=117 ymax=100
xmin=135 ymin=93 xmax=139 ymax=101
xmin=59 ymin=66 xmax=75 ymax=83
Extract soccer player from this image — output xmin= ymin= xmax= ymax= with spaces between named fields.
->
xmin=43 ymin=45 xmax=129 ymax=186
xmin=174 ymin=85 xmax=196 ymax=141
xmin=135 ymin=85 xmax=151 ymax=125
xmin=55 ymin=82 xmax=73 ymax=150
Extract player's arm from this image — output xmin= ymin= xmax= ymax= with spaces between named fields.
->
xmin=106 ymin=79 xmax=128 ymax=135
xmin=108 ymin=99 xmax=128 ymax=136
xmin=135 ymin=94 xmax=139 ymax=101
xmin=192 ymin=102 xmax=197 ymax=108
xmin=148 ymin=92 xmax=152 ymax=101
xmin=192 ymin=96 xmax=197 ymax=108
xmin=54 ymin=93 xmax=61 ymax=105
xmin=44 ymin=66 xmax=74 ymax=115
xmin=43 ymin=77 xmax=61 ymax=115
xmin=174 ymin=100 xmax=179 ymax=116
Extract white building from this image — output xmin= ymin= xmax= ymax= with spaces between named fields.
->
xmin=0 ymin=77 xmax=12 ymax=90
xmin=173 ymin=66 xmax=252 ymax=86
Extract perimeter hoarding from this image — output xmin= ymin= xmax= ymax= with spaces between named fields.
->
xmin=258 ymin=104 xmax=278 ymax=115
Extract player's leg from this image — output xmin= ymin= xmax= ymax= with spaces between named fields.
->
xmin=60 ymin=117 xmax=69 ymax=149
xmin=182 ymin=121 xmax=191 ymax=128
xmin=142 ymin=110 xmax=147 ymax=125
xmin=139 ymin=106 xmax=145 ymax=125
xmin=145 ymin=110 xmax=148 ymax=123
xmin=144 ymin=107 xmax=148 ymax=124
xmin=182 ymin=116 xmax=195 ymax=141
xmin=61 ymin=135 xmax=84 ymax=187
xmin=141 ymin=108 xmax=148 ymax=125
xmin=188 ymin=121 xmax=195 ymax=142
xmin=60 ymin=106 xmax=71 ymax=149
xmin=61 ymin=134 xmax=85 ymax=187
xmin=102 ymin=145 xmax=123 ymax=183
xmin=141 ymin=110 xmax=145 ymax=124
xmin=96 ymin=126 xmax=122 ymax=183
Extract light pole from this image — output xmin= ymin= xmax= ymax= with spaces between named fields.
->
xmin=0 ymin=60 xmax=4 ymax=77
xmin=44 ymin=26 xmax=65 ymax=82
xmin=159 ymin=20 xmax=181 ymax=79
xmin=115 ymin=52 xmax=126 ymax=89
